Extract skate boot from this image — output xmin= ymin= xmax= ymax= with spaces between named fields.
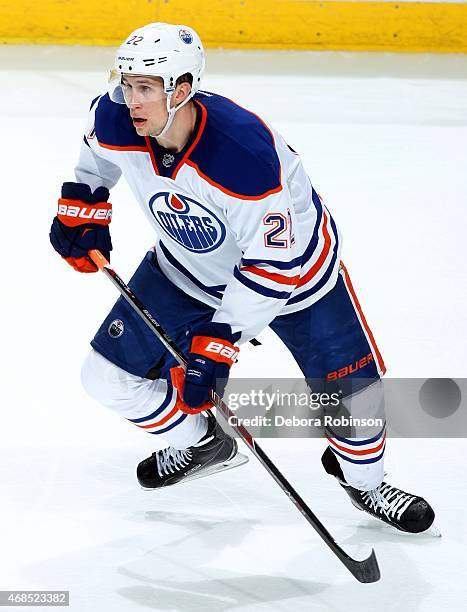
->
xmin=321 ymin=447 xmax=435 ymax=533
xmin=137 ymin=413 xmax=248 ymax=489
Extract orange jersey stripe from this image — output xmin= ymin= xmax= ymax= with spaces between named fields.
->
xmin=98 ymin=141 xmax=148 ymax=152
xmin=172 ymin=100 xmax=208 ymax=179
xmin=240 ymin=265 xmax=300 ymax=286
xmin=296 ymin=211 xmax=331 ymax=288
xmin=145 ymin=136 xmax=160 ymax=175
xmin=185 ymin=159 xmax=283 ymax=201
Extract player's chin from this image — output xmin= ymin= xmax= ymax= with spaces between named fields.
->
xmin=134 ymin=124 xmax=149 ymax=136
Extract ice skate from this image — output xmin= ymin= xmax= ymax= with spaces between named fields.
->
xmin=322 ymin=447 xmax=435 ymax=534
xmin=137 ymin=413 xmax=248 ymax=489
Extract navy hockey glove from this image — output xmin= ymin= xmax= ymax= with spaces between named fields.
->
xmin=183 ymin=322 xmax=240 ymax=409
xmin=50 ymin=182 xmax=112 ymax=273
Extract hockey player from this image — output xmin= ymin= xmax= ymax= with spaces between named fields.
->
xmin=50 ymin=23 xmax=434 ymax=533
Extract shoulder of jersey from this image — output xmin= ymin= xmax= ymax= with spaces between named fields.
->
xmin=90 ymin=93 xmax=147 ymax=150
xmin=192 ymin=92 xmax=282 ymax=200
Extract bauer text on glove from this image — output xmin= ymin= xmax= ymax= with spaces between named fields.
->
xmin=49 ymin=182 xmax=112 ymax=273
xmin=183 ymin=322 xmax=240 ymax=408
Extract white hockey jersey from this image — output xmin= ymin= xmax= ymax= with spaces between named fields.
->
xmin=76 ymin=91 xmax=342 ymax=342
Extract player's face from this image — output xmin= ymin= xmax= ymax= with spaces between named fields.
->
xmin=121 ymin=75 xmax=168 ymax=136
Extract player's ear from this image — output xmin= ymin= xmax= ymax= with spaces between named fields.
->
xmin=175 ymin=82 xmax=192 ymax=104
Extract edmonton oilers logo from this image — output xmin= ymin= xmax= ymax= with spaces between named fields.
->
xmin=179 ymin=29 xmax=193 ymax=44
xmin=108 ymin=319 xmax=124 ymax=338
xmin=149 ymin=192 xmax=226 ymax=253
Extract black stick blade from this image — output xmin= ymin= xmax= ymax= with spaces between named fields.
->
xmin=342 ymin=548 xmax=380 ymax=583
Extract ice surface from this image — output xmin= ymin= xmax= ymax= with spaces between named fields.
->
xmin=1 ymin=46 xmax=466 ymax=611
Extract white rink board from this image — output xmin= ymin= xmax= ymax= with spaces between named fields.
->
xmin=1 ymin=47 xmax=466 ymax=611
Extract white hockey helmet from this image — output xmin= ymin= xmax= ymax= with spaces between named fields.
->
xmin=110 ymin=23 xmax=204 ymax=100
xmin=109 ymin=23 xmax=204 ymax=136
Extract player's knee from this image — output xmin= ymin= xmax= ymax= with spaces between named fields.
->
xmin=81 ymin=349 xmax=134 ymax=406
xmin=81 ymin=349 xmax=168 ymax=421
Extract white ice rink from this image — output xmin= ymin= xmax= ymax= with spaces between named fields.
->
xmin=2 ymin=46 xmax=467 ymax=611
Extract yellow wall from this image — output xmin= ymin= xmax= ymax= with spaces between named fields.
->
xmin=1 ymin=0 xmax=467 ymax=52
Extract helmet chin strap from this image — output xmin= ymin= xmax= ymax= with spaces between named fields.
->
xmin=150 ymin=91 xmax=194 ymax=139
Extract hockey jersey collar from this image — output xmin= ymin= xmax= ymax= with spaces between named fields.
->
xmin=145 ymin=99 xmax=207 ymax=180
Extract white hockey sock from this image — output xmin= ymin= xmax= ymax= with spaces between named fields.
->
xmin=326 ymin=379 xmax=386 ymax=491
xmin=81 ymin=349 xmax=208 ymax=449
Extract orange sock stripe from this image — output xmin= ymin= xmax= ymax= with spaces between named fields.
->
xmin=137 ymin=403 xmax=180 ymax=429
xmin=326 ymin=432 xmax=386 ymax=456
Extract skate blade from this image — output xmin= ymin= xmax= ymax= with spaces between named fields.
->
xmin=380 ymin=522 xmax=442 ymax=537
xmin=387 ymin=523 xmax=442 ymax=538
xmin=140 ymin=453 xmax=249 ymax=491
xmin=358 ymin=514 xmax=442 ymax=537
xmin=181 ymin=452 xmax=249 ymax=485
xmin=424 ymin=523 xmax=442 ymax=538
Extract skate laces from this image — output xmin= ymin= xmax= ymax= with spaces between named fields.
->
xmin=361 ymin=483 xmax=416 ymax=520
xmin=155 ymin=447 xmax=193 ymax=478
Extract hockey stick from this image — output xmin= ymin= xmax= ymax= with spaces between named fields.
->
xmin=89 ymin=249 xmax=381 ymax=584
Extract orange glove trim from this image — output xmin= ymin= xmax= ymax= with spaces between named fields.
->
xmin=63 ymin=256 xmax=98 ymax=273
xmin=170 ymin=366 xmax=213 ymax=414
xmin=57 ymin=198 xmax=112 ymax=228
xmin=190 ymin=336 xmax=239 ymax=367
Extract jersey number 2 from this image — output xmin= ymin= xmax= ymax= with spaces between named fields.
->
xmin=263 ymin=213 xmax=288 ymax=248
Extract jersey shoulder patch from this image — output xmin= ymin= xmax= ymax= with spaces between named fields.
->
xmin=190 ymin=92 xmax=282 ymax=200
xmin=93 ymin=93 xmax=147 ymax=151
